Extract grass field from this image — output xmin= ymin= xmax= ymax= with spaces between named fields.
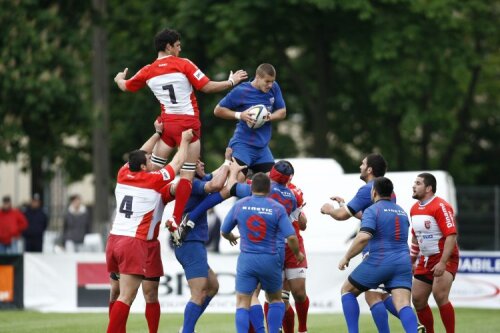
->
xmin=0 ymin=308 xmax=497 ymax=333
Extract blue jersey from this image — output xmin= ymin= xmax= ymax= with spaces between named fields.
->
xmin=183 ymin=175 xmax=212 ymax=242
xmin=347 ymin=180 xmax=397 ymax=215
xmin=220 ymin=81 xmax=286 ymax=148
xmin=360 ymin=199 xmax=410 ymax=265
xmin=221 ymin=195 xmax=295 ymax=254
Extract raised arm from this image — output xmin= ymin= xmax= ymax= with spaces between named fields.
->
xmin=114 ymin=68 xmax=129 ymax=92
xmin=167 ymin=129 xmax=194 ymax=173
xmin=200 ymin=70 xmax=248 ymax=94
xmin=139 ymin=119 xmax=163 ymax=153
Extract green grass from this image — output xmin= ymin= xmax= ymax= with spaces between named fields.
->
xmin=0 ymin=308 xmax=497 ymax=332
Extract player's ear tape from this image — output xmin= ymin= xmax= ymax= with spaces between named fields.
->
xmin=151 ymin=153 xmax=168 ymax=167
xmin=281 ymin=290 xmax=291 ymax=301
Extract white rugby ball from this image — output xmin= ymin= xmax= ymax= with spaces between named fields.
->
xmin=246 ymin=104 xmax=269 ymax=129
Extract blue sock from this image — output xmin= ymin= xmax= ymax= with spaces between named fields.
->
xmin=267 ymin=302 xmax=285 ymax=333
xmin=201 ymin=295 xmax=213 ymax=313
xmin=189 ymin=192 xmax=224 ymax=222
xmin=235 ymin=308 xmax=250 ymax=333
xmin=249 ymin=304 xmax=266 ymax=333
xmin=384 ymin=295 xmax=399 ymax=318
xmin=341 ymin=292 xmax=360 ymax=333
xmin=370 ymin=301 xmax=390 ymax=333
xmin=399 ymin=306 xmax=418 ymax=333
xmin=182 ymin=301 xmax=203 ymax=333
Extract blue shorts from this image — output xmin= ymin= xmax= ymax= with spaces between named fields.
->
xmin=229 ymin=141 xmax=274 ymax=169
xmin=349 ymin=261 xmax=412 ymax=291
xmin=236 ymin=252 xmax=282 ymax=295
xmin=174 ymin=241 xmax=209 ymax=280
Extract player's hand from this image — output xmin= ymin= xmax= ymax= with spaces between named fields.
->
xmin=241 ymin=107 xmax=256 ymax=126
xmin=338 ymin=256 xmax=350 ymax=270
xmin=320 ymin=203 xmax=334 ymax=215
xmin=224 ymin=147 xmax=233 ymax=161
xmin=154 ymin=118 xmax=163 ymax=133
xmin=229 ymin=157 xmax=247 ymax=175
xmin=227 ymin=233 xmax=239 ymax=246
xmin=114 ymin=68 xmax=128 ymax=83
xmin=181 ymin=129 xmax=194 ymax=142
xmin=295 ymin=251 xmax=305 ymax=263
xmin=229 ymin=69 xmax=248 ymax=86
xmin=330 ymin=196 xmax=346 ymax=208
xmin=431 ymin=261 xmax=446 ymax=277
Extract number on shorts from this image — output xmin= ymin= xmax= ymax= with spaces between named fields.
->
xmin=119 ymin=195 xmax=133 ymax=218
xmin=162 ymin=84 xmax=178 ymax=104
xmin=246 ymin=215 xmax=267 ymax=242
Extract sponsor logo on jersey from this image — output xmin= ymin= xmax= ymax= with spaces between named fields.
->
xmin=423 ymin=234 xmax=433 ymax=239
xmin=159 ymin=63 xmax=168 ymax=67
xmin=159 ymin=169 xmax=171 ymax=181
xmin=193 ymin=69 xmax=205 ymax=80
xmin=424 ymin=220 xmax=431 ymax=229
xmin=269 ymin=97 xmax=275 ymax=105
xmin=439 ymin=202 xmax=455 ymax=228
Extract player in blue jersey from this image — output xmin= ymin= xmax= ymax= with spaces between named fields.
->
xmin=221 ymin=172 xmax=304 ymax=333
xmin=338 ymin=177 xmax=418 ymax=333
xmin=213 ymin=63 xmax=286 ymax=175
xmin=169 ymin=149 xmax=233 ymax=333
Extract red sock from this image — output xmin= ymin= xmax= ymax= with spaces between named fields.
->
xmin=107 ymin=300 xmax=130 ymax=333
xmin=248 ymin=323 xmax=256 ymax=333
xmin=145 ymin=302 xmax=161 ymax=333
xmin=416 ymin=304 xmax=434 ymax=333
xmin=109 ymin=301 xmax=116 ymax=318
xmin=173 ymin=178 xmax=192 ymax=222
xmin=438 ymin=302 xmax=455 ymax=333
xmin=295 ymin=296 xmax=309 ymax=332
xmin=263 ymin=302 xmax=270 ymax=330
xmin=282 ymin=305 xmax=295 ymax=333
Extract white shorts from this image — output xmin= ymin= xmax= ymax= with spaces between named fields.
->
xmin=284 ymin=267 xmax=307 ymax=280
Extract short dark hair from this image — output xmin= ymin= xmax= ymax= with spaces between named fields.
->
xmin=128 ymin=150 xmax=147 ymax=171
xmin=418 ymin=172 xmax=437 ymax=193
xmin=2 ymin=195 xmax=11 ymax=203
xmin=154 ymin=28 xmax=181 ymax=52
xmin=251 ymin=172 xmax=271 ymax=194
xmin=256 ymin=63 xmax=276 ymax=78
xmin=366 ymin=153 xmax=388 ymax=177
xmin=373 ymin=177 xmax=394 ymax=198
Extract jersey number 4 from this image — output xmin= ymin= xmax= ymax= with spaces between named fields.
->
xmin=162 ymin=84 xmax=178 ymax=104
xmin=119 ymin=195 xmax=133 ymax=218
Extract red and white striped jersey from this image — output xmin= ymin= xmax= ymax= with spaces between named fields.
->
xmin=410 ymin=196 xmax=459 ymax=257
xmin=125 ymin=56 xmax=210 ymax=118
xmin=110 ymin=163 xmax=176 ymax=241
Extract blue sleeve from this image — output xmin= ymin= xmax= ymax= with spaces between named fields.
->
xmin=221 ymin=205 xmax=237 ymax=234
xmin=219 ymin=88 xmax=241 ymax=110
xmin=202 ymin=173 xmax=213 ymax=181
xmin=235 ymin=183 xmax=252 ymax=198
xmin=347 ymin=184 xmax=372 ymax=214
xmin=277 ymin=206 xmax=295 ymax=238
xmin=360 ymin=206 xmax=377 ymax=235
xmin=191 ymin=179 xmax=208 ymax=196
xmin=272 ymin=82 xmax=286 ymax=110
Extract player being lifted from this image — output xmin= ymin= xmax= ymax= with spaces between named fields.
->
xmin=114 ymin=28 xmax=247 ymax=244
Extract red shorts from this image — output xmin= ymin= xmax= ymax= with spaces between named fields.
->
xmin=284 ymin=238 xmax=307 ymax=269
xmin=160 ymin=114 xmax=201 ymax=147
xmin=414 ymin=252 xmax=459 ymax=284
xmin=106 ymin=234 xmax=163 ymax=278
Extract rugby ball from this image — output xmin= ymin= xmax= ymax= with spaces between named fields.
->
xmin=246 ymin=104 xmax=269 ymax=129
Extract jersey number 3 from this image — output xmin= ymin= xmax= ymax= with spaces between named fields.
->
xmin=119 ymin=195 xmax=133 ymax=218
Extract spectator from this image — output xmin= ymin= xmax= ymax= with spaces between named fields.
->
xmin=22 ymin=193 xmax=49 ymax=252
xmin=205 ymin=208 xmax=221 ymax=253
xmin=63 ymin=194 xmax=91 ymax=252
xmin=0 ymin=195 xmax=28 ymax=254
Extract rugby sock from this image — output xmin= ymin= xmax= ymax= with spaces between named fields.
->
xmin=172 ymin=178 xmax=192 ymax=223
xmin=438 ymin=302 xmax=455 ymax=333
xmin=370 ymin=301 xmax=390 ymax=333
xmin=416 ymin=305 xmax=434 ymax=333
xmin=295 ymin=296 xmax=309 ymax=332
xmin=108 ymin=301 xmax=115 ymax=317
xmin=263 ymin=302 xmax=269 ymax=329
xmin=282 ymin=305 xmax=295 ymax=333
xmin=107 ymin=300 xmax=130 ymax=333
xmin=145 ymin=302 xmax=160 ymax=333
xmin=182 ymin=301 xmax=203 ymax=333
xmin=383 ymin=295 xmax=400 ymax=318
xmin=341 ymin=292 xmax=360 ymax=333
xmin=398 ymin=306 xmax=418 ymax=333
xmin=201 ymin=295 xmax=213 ymax=313
xmin=249 ymin=304 xmax=266 ymax=333
xmin=189 ymin=192 xmax=224 ymax=222
xmin=236 ymin=308 xmax=250 ymax=333
xmin=267 ymin=302 xmax=285 ymax=333
xmin=247 ymin=324 xmax=256 ymax=333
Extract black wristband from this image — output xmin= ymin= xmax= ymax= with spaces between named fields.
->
xmin=156 ymin=131 xmax=162 ymax=136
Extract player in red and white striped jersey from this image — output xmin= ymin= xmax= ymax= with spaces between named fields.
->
xmin=410 ymin=173 xmax=459 ymax=333
xmin=114 ymin=28 xmax=248 ymax=244
xmin=106 ymin=123 xmax=193 ymax=333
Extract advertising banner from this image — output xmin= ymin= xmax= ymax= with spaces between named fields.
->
xmin=0 ymin=254 xmax=23 ymax=309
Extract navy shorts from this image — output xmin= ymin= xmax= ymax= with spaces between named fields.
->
xmin=349 ymin=261 xmax=412 ymax=292
xmin=229 ymin=141 xmax=274 ymax=169
xmin=236 ymin=252 xmax=282 ymax=295
xmin=174 ymin=241 xmax=209 ymax=280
